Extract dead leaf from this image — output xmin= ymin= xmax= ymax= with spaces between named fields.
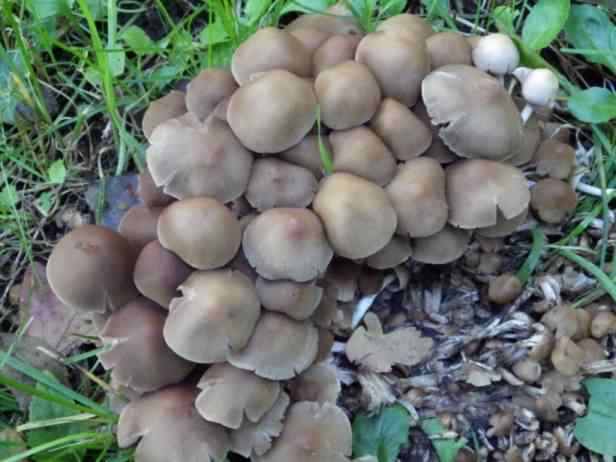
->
xmin=345 ymin=313 xmax=433 ymax=373
xmin=84 ymin=174 xmax=140 ymax=231
xmin=464 ymin=363 xmax=502 ymax=387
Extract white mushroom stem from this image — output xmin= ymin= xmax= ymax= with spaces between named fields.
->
xmin=575 ymin=182 xmax=616 ymax=198
xmin=520 ymin=104 xmax=534 ymax=124
xmin=351 ymin=274 xmax=395 ymax=329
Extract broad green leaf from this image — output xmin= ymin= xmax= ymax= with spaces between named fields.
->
xmin=564 ymin=5 xmax=616 ymax=74
xmin=244 ymin=0 xmax=271 ymax=21
xmin=492 ymin=6 xmax=519 ymax=35
xmin=421 ymin=418 xmax=467 ymax=462
xmin=0 ymin=184 xmax=20 ymax=210
xmin=568 ymin=88 xmax=616 ymax=123
xmin=47 ymin=159 xmax=66 ymax=184
xmin=280 ymin=0 xmax=334 ymax=15
xmin=0 ymin=50 xmax=25 ymax=125
xmin=25 ymin=0 xmax=73 ymax=19
xmin=574 ymin=379 xmax=616 ymax=456
xmin=380 ymin=0 xmax=406 ymax=17
xmin=35 ymin=192 xmax=54 ymax=217
xmin=421 ymin=0 xmax=455 ymax=29
xmin=352 ymin=404 xmax=411 ymax=462
xmin=121 ymin=26 xmax=154 ymax=55
xmin=522 ymin=0 xmax=570 ymax=50
xmin=200 ymin=20 xmax=230 ymax=46
xmin=107 ymin=50 xmax=125 ymax=77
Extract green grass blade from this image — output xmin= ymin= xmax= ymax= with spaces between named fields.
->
xmin=516 ymin=228 xmax=546 ymax=284
xmin=559 ymin=248 xmax=616 ymax=303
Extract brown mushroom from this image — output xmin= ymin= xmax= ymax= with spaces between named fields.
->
xmin=255 ymin=277 xmax=323 ymax=320
xmin=530 ymin=178 xmax=577 ymax=224
xmin=411 ymin=225 xmax=471 ymax=264
xmin=227 ymin=70 xmax=317 ymax=153
xmin=488 ymin=409 xmax=514 ymax=437
xmin=133 ymin=240 xmax=192 ymax=309
xmin=476 ymin=208 xmax=528 ymax=238
xmin=526 ymin=328 xmax=555 ymax=361
xmin=577 ymin=338 xmax=606 ymax=365
xmin=142 ymin=90 xmax=186 ymax=141
xmin=313 ymin=172 xmax=397 ymax=259
xmin=137 ymin=168 xmax=174 ymax=208
xmin=533 ymin=138 xmax=576 ymax=179
xmin=590 ymin=310 xmax=616 ymax=338
xmin=118 ymin=205 xmax=163 ymax=252
xmin=375 ymin=13 xmax=434 ymax=42
xmin=506 ymin=113 xmax=541 ymax=166
xmin=46 ymin=225 xmax=138 ymax=313
xmin=243 ymin=208 xmax=333 ymax=282
xmin=551 ymin=337 xmax=584 ymax=376
xmin=99 ymin=297 xmax=194 ymax=392
xmin=543 ymin=123 xmax=570 ymax=143
xmin=285 ymin=7 xmax=362 ymax=36
xmin=413 ymin=100 xmax=459 ymax=164
xmin=228 ymin=312 xmax=318 ymax=380
xmin=325 ymin=257 xmax=361 ymax=302
xmin=426 ymin=31 xmax=472 ymax=68
xmin=313 ymin=34 xmax=362 ymax=76
xmin=512 ymin=358 xmax=542 ymax=383
xmin=365 ymin=236 xmax=413 ymax=269
xmin=288 ymin=27 xmax=332 ymax=58
xmin=488 ymin=273 xmax=523 ymax=305
xmin=329 ymin=127 xmax=396 ymax=186
xmin=288 ymin=362 xmax=340 ymax=404
xmin=163 ymin=270 xmax=261 ymax=363
xmin=280 ymin=134 xmax=328 ymax=179
xmin=117 ymin=384 xmax=229 ymax=462
xmin=541 ymin=304 xmax=580 ymax=339
xmin=185 ymin=69 xmax=237 ymax=121
xmin=157 ymin=197 xmax=240 ymax=270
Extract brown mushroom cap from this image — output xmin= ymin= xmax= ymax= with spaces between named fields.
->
xmin=512 ymin=359 xmax=542 ymax=383
xmin=365 ymin=236 xmax=413 ymax=269
xmin=137 ymin=169 xmax=174 ymax=208
xmin=47 ymin=225 xmax=138 ymax=313
xmin=578 ymin=338 xmax=606 ymax=364
xmin=375 ymin=14 xmax=434 ymax=42
xmin=163 ymin=270 xmax=261 ymax=363
xmin=313 ymin=172 xmax=397 ymax=259
xmin=313 ymin=34 xmax=362 ymax=76
xmin=186 ymin=69 xmax=238 ymax=121
xmin=280 ymin=134 xmax=327 ymax=179
xmin=329 ymin=127 xmax=396 ymax=186
xmin=246 ymin=158 xmax=317 ymax=210
xmin=386 ymin=158 xmax=448 ymax=237
xmin=286 ymin=11 xmax=362 ymax=36
xmin=117 ymin=384 xmax=229 ymax=462
xmin=118 ymin=205 xmax=163 ymax=252
xmin=488 ymin=273 xmax=523 ymax=305
xmin=413 ymin=100 xmax=459 ymax=164
xmin=315 ymin=61 xmax=381 ymax=130
xmin=157 ymin=197 xmax=241 ymax=270
xmin=195 ymin=363 xmax=280 ymax=429
xmin=421 ymin=65 xmax=523 ymax=160
xmin=370 ymin=98 xmax=432 ymax=161
xmin=591 ymin=311 xmax=616 ymax=338
xmin=227 ymin=70 xmax=317 ymax=154
xmin=228 ymin=312 xmax=319 ymax=380
xmin=288 ymin=362 xmax=341 ymax=404
xmin=530 ymin=178 xmax=577 ymax=224
xmin=355 ymin=31 xmax=430 ymax=107
xmin=324 ymin=257 xmax=361 ymax=302
xmin=551 ymin=336 xmax=584 ymax=376
xmin=133 ymin=240 xmax=193 ymax=309
xmin=534 ymin=138 xmax=576 ymax=179
xmin=426 ymin=31 xmax=472 ymax=68
xmin=242 ymin=208 xmax=333 ymax=282
xmin=446 ymin=159 xmax=530 ymax=229
xmin=477 ymin=208 xmax=528 ymax=238
xmin=142 ymin=90 xmax=186 ymax=141
xmin=506 ymin=113 xmax=541 ymax=166
xmin=256 ymin=277 xmax=323 ymax=320
xmin=99 ymin=297 xmax=194 ymax=392
xmin=411 ymin=225 xmax=471 ymax=264
xmin=289 ymin=27 xmax=332 ymax=58
xmin=146 ymin=114 xmax=253 ymax=201
xmin=231 ymin=27 xmax=311 ymax=85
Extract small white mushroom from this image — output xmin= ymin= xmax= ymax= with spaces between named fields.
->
xmin=472 ymin=33 xmax=519 ymax=83
xmin=514 ymin=67 xmax=559 ymax=123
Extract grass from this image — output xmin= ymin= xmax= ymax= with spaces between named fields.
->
xmin=0 ymin=0 xmax=615 ymax=460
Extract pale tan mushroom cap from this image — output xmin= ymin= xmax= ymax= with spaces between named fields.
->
xmin=530 ymin=178 xmax=577 ymax=224
xmin=157 ymin=197 xmax=241 ymax=270
xmin=118 ymin=205 xmax=162 ymax=252
xmin=255 ymin=401 xmax=352 ymax=462
xmin=411 ymin=225 xmax=471 ymax=264
xmin=256 ymin=277 xmax=323 ymax=320
xmin=246 ymin=158 xmax=317 ymax=211
xmin=195 ymin=363 xmax=280 ymax=429
xmin=375 ymin=14 xmax=434 ymax=42
xmin=99 ymin=297 xmax=194 ymax=392
xmin=534 ymin=138 xmax=576 ymax=179
xmin=243 ymin=208 xmax=333 ymax=282
xmin=446 ymin=159 xmax=530 ymax=229
xmin=288 ymin=362 xmax=341 ymax=404
xmin=146 ymin=114 xmax=253 ymax=202
xmin=142 ymin=90 xmax=186 ymax=141
xmin=329 ymin=127 xmax=397 ymax=186
xmin=47 ymin=225 xmax=138 ymax=313
xmin=186 ymin=69 xmax=238 ymax=121
xmin=386 ymin=158 xmax=448 ymax=237
xmin=117 ymin=384 xmax=229 ymax=462
xmin=507 ymin=113 xmax=541 ymax=166
xmin=365 ymin=235 xmax=413 ymax=269
xmin=286 ymin=11 xmax=362 ymax=36
xmin=231 ymin=27 xmax=311 ymax=85
xmin=324 ymin=257 xmax=360 ymax=302
xmin=280 ymin=134 xmax=328 ymax=179
xmin=426 ymin=31 xmax=472 ymax=68
xmin=289 ymin=27 xmax=332 ymax=57
xmin=163 ymin=270 xmax=261 ymax=363
xmin=228 ymin=312 xmax=319 ymax=380
xmin=313 ymin=172 xmax=397 ymax=259
xmin=477 ymin=208 xmax=528 ymax=238
xmin=313 ymin=34 xmax=362 ymax=76
xmin=227 ymin=70 xmax=317 ymax=153
xmin=137 ymin=168 xmax=174 ymax=208
xmin=422 ymin=65 xmax=523 ymax=160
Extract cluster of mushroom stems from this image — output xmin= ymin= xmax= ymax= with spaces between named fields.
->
xmin=45 ymin=5 xmax=583 ymax=462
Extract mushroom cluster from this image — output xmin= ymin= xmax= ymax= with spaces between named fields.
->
xmin=45 ymin=5 xmax=581 ymax=461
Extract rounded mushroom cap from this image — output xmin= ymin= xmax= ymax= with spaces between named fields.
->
xmin=186 ymin=69 xmax=238 ymax=121
xmin=329 ymin=126 xmax=397 ymax=186
xmin=446 ymin=159 xmax=530 ymax=229
xmin=521 ymin=68 xmax=559 ymax=107
xmin=313 ymin=172 xmax=397 ymax=259
xmin=256 ymin=277 xmax=323 ymax=320
xmin=375 ymin=14 xmax=434 ymax=42
xmin=163 ymin=270 xmax=261 ymax=363
xmin=488 ymin=273 xmax=523 ymax=305
xmin=355 ymin=32 xmax=430 ymax=107
xmin=313 ymin=34 xmax=362 ymax=76
xmin=146 ymin=114 xmax=253 ymax=201
xmin=365 ymin=235 xmax=413 ymax=269
xmin=280 ymin=134 xmax=328 ymax=179
xmin=117 ymin=384 xmax=229 ymax=462
xmin=289 ymin=27 xmax=332 ymax=58
xmin=315 ymin=60 xmax=381 ymax=130
xmin=142 ymin=90 xmax=186 ymax=141
xmin=426 ymin=31 xmax=472 ymax=68
xmin=255 ymin=401 xmax=352 ymax=462
xmin=246 ymin=158 xmax=317 ymax=210
xmin=99 ymin=297 xmax=194 ymax=392
xmin=476 ymin=208 xmax=528 ymax=238
xmin=133 ymin=240 xmax=193 ymax=309
xmin=137 ymin=169 xmax=174 ymax=208
xmin=411 ymin=225 xmax=471 ymax=264
xmin=288 ymin=362 xmax=341 ymax=404
xmin=530 ymin=178 xmax=577 ymax=224
xmin=533 ymin=138 xmax=576 ymax=179
xmin=551 ymin=336 xmax=584 ymax=376
xmin=228 ymin=312 xmax=319 ymax=380
xmin=227 ymin=70 xmax=317 ymax=154
xmin=195 ymin=363 xmax=280 ymax=429
xmin=286 ymin=11 xmax=362 ymax=36
xmin=512 ymin=359 xmax=542 ymax=383
xmin=370 ymin=98 xmax=432 ymax=160
xmin=386 ymin=158 xmax=448 ymax=237
xmin=243 ymin=208 xmax=333 ymax=282
xmin=47 ymin=225 xmax=138 ymax=313
xmin=118 ymin=205 xmax=163 ymax=252
xmin=472 ymin=33 xmax=519 ymax=75
xmin=422 ymin=65 xmax=523 ymax=160
xmin=578 ymin=338 xmax=606 ymax=364
xmin=506 ymin=112 xmax=541 ymax=166
xmin=231 ymin=27 xmax=311 ymax=85
xmin=157 ymin=197 xmax=240 ymax=270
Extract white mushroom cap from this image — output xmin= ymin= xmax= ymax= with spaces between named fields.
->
xmin=472 ymin=33 xmax=519 ymax=75
xmin=520 ymin=68 xmax=559 ymax=107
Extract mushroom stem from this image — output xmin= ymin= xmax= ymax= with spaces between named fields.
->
xmin=508 ymin=77 xmax=517 ymax=95
xmin=520 ymin=104 xmax=534 ymax=124
xmin=575 ymin=182 xmax=616 ymax=198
